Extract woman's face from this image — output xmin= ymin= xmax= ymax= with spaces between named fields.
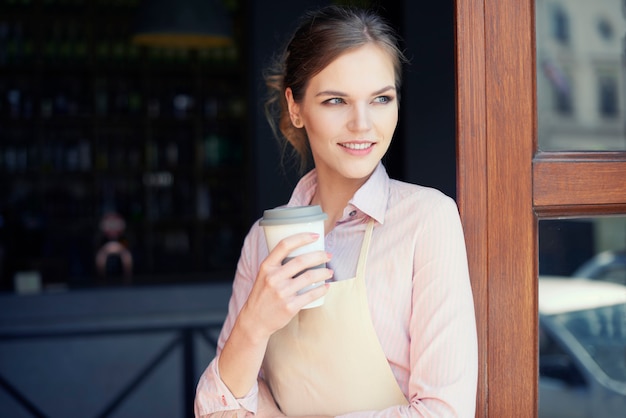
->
xmin=286 ymin=44 xmax=398 ymax=183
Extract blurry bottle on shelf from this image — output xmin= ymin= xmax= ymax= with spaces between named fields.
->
xmin=43 ymin=21 xmax=64 ymax=65
xmin=53 ymin=90 xmax=69 ymax=116
xmin=40 ymin=96 xmax=53 ymax=118
xmin=203 ymin=95 xmax=220 ymax=119
xmin=96 ymin=24 xmax=115 ymax=64
xmin=202 ymin=133 xmax=233 ymax=167
xmin=127 ymin=144 xmax=141 ymax=170
xmin=196 ymin=185 xmax=211 ymax=221
xmin=109 ymin=141 xmax=124 ymax=170
xmin=203 ymin=134 xmax=221 ymax=167
xmin=20 ymin=86 xmax=34 ymax=119
xmin=111 ymin=37 xmax=125 ymax=63
xmin=9 ymin=21 xmax=25 ymax=65
xmin=173 ymin=93 xmax=194 ymax=119
xmin=128 ymin=86 xmax=142 ymax=115
xmin=4 ymin=147 xmax=16 ymax=173
xmin=78 ymin=139 xmax=91 ymax=171
xmin=7 ymin=87 xmax=21 ymax=119
xmin=144 ymin=141 xmax=156 ymax=169
xmin=67 ymin=21 xmax=87 ymax=63
xmin=5 ymin=21 xmax=21 ymax=65
xmin=58 ymin=23 xmax=72 ymax=63
xmin=95 ymin=142 xmax=108 ymax=171
xmin=65 ymin=142 xmax=80 ymax=172
xmin=165 ymin=142 xmax=178 ymax=168
xmin=0 ymin=21 xmax=9 ymax=66
xmin=228 ymin=96 xmax=245 ymax=118
xmin=94 ymin=77 xmax=108 ymax=117
xmin=113 ymin=79 xmax=129 ymax=116
xmin=64 ymin=78 xmax=82 ymax=117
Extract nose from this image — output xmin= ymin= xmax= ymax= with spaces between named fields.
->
xmin=347 ymin=103 xmax=372 ymax=132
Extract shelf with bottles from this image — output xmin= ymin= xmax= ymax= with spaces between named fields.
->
xmin=0 ymin=0 xmax=248 ymax=288
xmin=39 ymin=177 xmax=98 ymax=223
xmin=0 ymin=73 xmax=94 ymax=123
xmin=0 ymin=126 xmax=93 ymax=175
xmin=0 ymin=0 xmax=241 ymax=72
xmin=92 ymin=133 xmax=143 ymax=175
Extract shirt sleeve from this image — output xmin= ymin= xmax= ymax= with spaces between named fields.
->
xmin=194 ymin=357 xmax=258 ymax=417
xmin=338 ymin=196 xmax=478 ymax=418
xmin=194 ymin=224 xmax=265 ymax=417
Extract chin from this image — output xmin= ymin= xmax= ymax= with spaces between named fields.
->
xmin=339 ymin=165 xmax=378 ymax=181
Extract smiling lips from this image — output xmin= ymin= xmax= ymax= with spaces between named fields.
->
xmin=340 ymin=142 xmax=374 ymax=150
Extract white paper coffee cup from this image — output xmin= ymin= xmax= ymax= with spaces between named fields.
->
xmin=260 ymin=205 xmax=328 ymax=309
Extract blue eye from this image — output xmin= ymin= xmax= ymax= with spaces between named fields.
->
xmin=374 ymin=96 xmax=393 ymax=104
xmin=324 ymin=98 xmax=345 ymax=105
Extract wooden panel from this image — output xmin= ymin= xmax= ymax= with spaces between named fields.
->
xmin=534 ymin=152 xmax=626 ymax=209
xmin=457 ymin=0 xmax=626 ymax=417
xmin=457 ymin=0 xmax=539 ymax=415
xmin=484 ymin=0 xmax=537 ymax=416
xmin=454 ymin=0 xmax=488 ymax=416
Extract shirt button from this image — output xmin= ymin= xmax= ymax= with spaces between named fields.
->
xmin=349 ymin=210 xmax=357 ymax=217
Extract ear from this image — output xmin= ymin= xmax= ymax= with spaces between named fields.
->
xmin=285 ymin=88 xmax=303 ymax=128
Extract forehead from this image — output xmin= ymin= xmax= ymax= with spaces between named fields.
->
xmin=306 ymin=44 xmax=397 ymax=93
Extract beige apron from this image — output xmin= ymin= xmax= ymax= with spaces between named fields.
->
xmin=263 ymin=220 xmax=409 ymax=415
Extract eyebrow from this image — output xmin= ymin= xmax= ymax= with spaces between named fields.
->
xmin=315 ymin=85 xmax=396 ymax=97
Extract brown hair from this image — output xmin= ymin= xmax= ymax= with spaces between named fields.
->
xmin=264 ymin=5 xmax=408 ymax=174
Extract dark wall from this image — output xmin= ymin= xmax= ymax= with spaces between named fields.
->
xmin=247 ymin=1 xmax=457 ymax=220
xmin=401 ymin=1 xmax=457 ymax=199
xmin=247 ymin=0 xmax=331 ymax=223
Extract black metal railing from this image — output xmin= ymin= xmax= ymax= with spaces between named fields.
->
xmin=0 ymin=320 xmax=224 ymax=418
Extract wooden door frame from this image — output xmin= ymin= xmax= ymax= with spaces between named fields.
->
xmin=455 ymin=0 xmax=626 ymax=416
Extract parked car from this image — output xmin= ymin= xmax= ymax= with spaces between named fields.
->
xmin=538 ymin=277 xmax=626 ymax=418
xmin=572 ymin=250 xmax=626 ymax=284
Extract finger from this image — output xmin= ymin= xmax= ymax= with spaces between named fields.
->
xmin=285 ymin=259 xmax=333 ymax=304
xmin=291 ymin=265 xmax=334 ymax=289
xmin=295 ymin=280 xmax=330 ymax=309
xmin=280 ymin=250 xmax=331 ymax=279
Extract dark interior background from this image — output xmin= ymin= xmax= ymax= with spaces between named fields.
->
xmin=0 ymin=0 xmax=457 ymax=291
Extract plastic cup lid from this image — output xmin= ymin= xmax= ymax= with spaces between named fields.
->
xmin=259 ymin=205 xmax=327 ymax=226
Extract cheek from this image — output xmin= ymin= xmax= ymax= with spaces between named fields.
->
xmin=303 ymin=110 xmax=342 ymax=138
xmin=378 ymin=110 xmax=399 ymax=138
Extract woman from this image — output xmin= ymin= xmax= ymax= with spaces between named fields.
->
xmin=195 ymin=5 xmax=477 ymax=417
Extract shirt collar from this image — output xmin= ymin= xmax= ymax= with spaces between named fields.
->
xmin=287 ymin=162 xmax=390 ymax=224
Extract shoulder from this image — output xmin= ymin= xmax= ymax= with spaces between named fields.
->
xmin=382 ymin=179 xmax=462 ymax=241
xmin=387 ymin=179 xmax=458 ymax=213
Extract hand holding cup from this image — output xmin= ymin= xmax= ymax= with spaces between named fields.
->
xmin=260 ymin=205 xmax=329 ymax=309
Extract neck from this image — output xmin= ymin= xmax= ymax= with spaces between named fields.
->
xmin=311 ymin=172 xmax=368 ymax=234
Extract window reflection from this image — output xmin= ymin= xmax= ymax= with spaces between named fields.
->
xmin=538 ymin=217 xmax=626 ymax=418
xmin=536 ymin=0 xmax=626 ymax=150
xmin=552 ymin=5 xmax=570 ymax=44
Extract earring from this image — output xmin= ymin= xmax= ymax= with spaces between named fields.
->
xmin=292 ymin=117 xmax=303 ymax=128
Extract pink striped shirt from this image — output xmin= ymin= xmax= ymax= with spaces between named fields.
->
xmin=195 ymin=163 xmax=478 ymax=417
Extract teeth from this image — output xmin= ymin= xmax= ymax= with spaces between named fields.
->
xmin=342 ymin=143 xmax=372 ymax=150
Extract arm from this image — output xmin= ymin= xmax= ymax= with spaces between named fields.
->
xmin=195 ymin=225 xmax=333 ymax=417
xmin=339 ymin=197 xmax=478 ymax=418
xmin=218 ymin=231 xmax=332 ymax=397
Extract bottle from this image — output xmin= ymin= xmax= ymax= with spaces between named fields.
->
xmin=0 ymin=21 xmax=9 ymax=66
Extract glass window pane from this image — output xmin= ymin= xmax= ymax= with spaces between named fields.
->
xmin=536 ymin=0 xmax=626 ymax=151
xmin=538 ymin=217 xmax=626 ymax=418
